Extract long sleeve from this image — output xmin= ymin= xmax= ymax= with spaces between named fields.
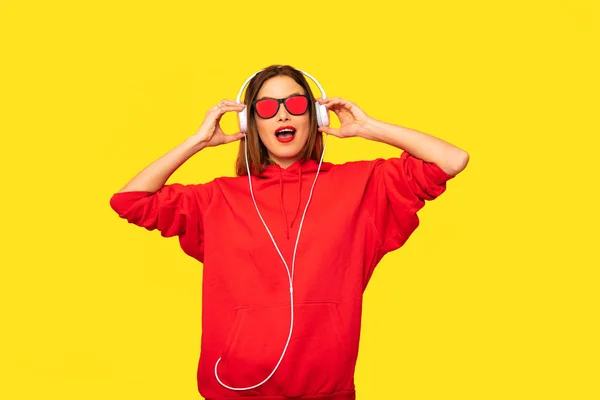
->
xmin=109 ymin=183 xmax=211 ymax=262
xmin=365 ymin=151 xmax=455 ymax=255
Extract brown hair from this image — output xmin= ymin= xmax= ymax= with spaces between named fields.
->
xmin=235 ymin=65 xmax=324 ymax=176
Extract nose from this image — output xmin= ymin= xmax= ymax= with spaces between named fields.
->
xmin=276 ymin=101 xmax=290 ymax=121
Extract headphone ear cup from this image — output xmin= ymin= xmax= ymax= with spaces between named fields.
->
xmin=238 ymin=106 xmax=247 ymax=133
xmin=315 ymin=101 xmax=329 ymax=127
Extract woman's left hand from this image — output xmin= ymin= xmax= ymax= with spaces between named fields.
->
xmin=316 ymin=97 xmax=372 ymax=138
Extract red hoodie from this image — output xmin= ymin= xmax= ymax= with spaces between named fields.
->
xmin=109 ymin=151 xmax=454 ymax=399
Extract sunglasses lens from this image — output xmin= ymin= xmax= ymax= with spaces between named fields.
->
xmin=255 ymin=99 xmax=279 ymax=118
xmin=285 ymin=95 xmax=309 ymax=115
xmin=254 ymin=95 xmax=309 ymax=118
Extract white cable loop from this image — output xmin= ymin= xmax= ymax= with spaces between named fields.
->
xmin=214 ymin=133 xmax=328 ymax=390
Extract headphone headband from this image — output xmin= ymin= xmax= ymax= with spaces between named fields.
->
xmin=235 ymin=68 xmax=327 ymax=103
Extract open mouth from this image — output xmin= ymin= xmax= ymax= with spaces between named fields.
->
xmin=275 ymin=126 xmax=296 ymax=143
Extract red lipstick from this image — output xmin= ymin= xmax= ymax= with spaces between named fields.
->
xmin=274 ymin=125 xmax=296 ymax=143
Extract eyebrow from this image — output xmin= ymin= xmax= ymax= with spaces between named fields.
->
xmin=256 ymin=92 xmax=304 ymax=101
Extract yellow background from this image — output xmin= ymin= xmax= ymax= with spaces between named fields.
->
xmin=1 ymin=0 xmax=598 ymax=399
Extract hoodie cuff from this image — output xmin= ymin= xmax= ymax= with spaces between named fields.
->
xmin=400 ymin=150 xmax=455 ymax=186
xmin=109 ymin=191 xmax=154 ymax=215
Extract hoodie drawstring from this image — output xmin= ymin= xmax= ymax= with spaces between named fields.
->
xmin=290 ymin=163 xmax=302 ymax=229
xmin=278 ymin=162 xmax=304 ymax=239
xmin=278 ymin=167 xmax=291 ymax=239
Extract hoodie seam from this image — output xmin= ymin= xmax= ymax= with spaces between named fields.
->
xmin=364 ymin=209 xmax=384 ymax=248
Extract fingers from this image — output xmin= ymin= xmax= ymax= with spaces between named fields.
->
xmin=209 ymin=100 xmax=245 ymax=115
xmin=317 ymin=97 xmax=352 ymax=110
xmin=317 ymin=126 xmax=341 ymax=137
xmin=316 ymin=97 xmax=348 ymax=104
xmin=223 ymin=132 xmax=246 ymax=144
xmin=217 ymin=99 xmax=245 ymax=107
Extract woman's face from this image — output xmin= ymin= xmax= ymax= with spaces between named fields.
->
xmin=254 ymin=75 xmax=311 ymax=169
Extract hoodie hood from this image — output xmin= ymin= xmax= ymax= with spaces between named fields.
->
xmin=255 ymin=158 xmax=333 ymax=240
xmin=256 ymin=158 xmax=333 ymax=178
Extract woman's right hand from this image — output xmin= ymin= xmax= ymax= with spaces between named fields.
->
xmin=192 ymin=100 xmax=246 ymax=147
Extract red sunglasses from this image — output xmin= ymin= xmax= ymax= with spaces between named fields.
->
xmin=252 ymin=94 xmax=310 ymax=119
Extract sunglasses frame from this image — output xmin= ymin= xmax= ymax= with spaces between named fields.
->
xmin=251 ymin=94 xmax=310 ymax=119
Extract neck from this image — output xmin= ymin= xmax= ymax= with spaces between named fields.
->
xmin=269 ymin=154 xmax=302 ymax=169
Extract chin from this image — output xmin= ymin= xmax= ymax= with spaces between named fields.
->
xmin=272 ymin=151 xmax=302 ymax=161
xmin=268 ymin=140 xmax=308 ymax=159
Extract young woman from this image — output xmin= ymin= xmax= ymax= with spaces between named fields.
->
xmin=110 ymin=64 xmax=469 ymax=400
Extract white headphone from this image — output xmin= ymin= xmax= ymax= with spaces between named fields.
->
xmin=214 ymin=68 xmax=330 ymax=391
xmin=236 ymin=68 xmax=330 ymax=133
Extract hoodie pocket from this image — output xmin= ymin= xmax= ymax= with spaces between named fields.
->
xmin=216 ymin=302 xmax=353 ymax=395
xmin=221 ymin=308 xmax=245 ymax=358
